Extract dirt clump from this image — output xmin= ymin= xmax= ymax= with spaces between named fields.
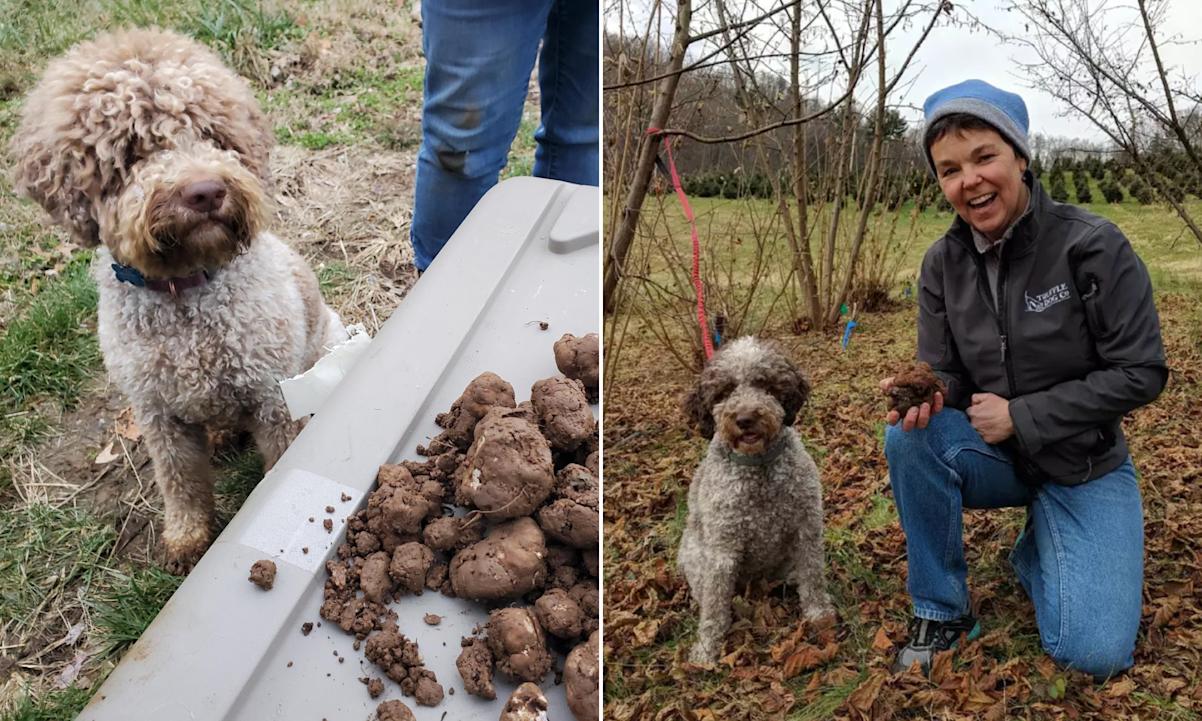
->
xmin=534 ymin=587 xmax=585 ymax=640
xmin=450 ymin=517 xmax=548 ymax=601
xmin=365 ymin=465 xmax=444 ymax=551
xmin=553 ymin=333 xmax=599 ymax=402
xmin=530 ymin=377 xmax=595 ymax=451
xmin=427 ymin=372 xmax=517 ymax=451
xmin=456 ymin=636 xmax=496 ymax=699
xmin=374 ymin=699 xmax=415 ymax=721
xmin=537 ymin=464 xmax=599 ymax=549
xmin=248 ymin=560 xmax=276 ymax=590
xmin=364 ymin=621 xmax=444 ymax=706
xmin=363 ymin=676 xmax=385 ymax=698
xmin=486 ymin=607 xmax=553 ymax=682
xmin=321 ymin=342 xmax=599 ymax=713
xmin=389 ymin=541 xmax=434 ymax=594
xmin=564 ymin=630 xmax=599 ymax=721
xmin=359 ymin=551 xmax=393 ymax=604
xmin=887 ymin=362 xmax=947 ymax=416
xmin=456 ymin=412 xmax=554 ymax=517
xmin=500 ymin=682 xmax=550 ymax=721
xmin=422 ymin=515 xmax=482 ymax=552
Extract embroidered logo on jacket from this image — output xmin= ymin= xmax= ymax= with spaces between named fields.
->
xmin=1024 ymin=283 xmax=1071 ymax=313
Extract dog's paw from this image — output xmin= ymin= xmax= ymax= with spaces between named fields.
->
xmin=161 ymin=528 xmax=213 ymax=576
xmin=802 ymin=601 xmax=838 ymax=631
xmin=687 ymin=642 xmax=719 ymax=667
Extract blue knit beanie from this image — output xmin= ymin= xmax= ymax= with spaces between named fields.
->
xmin=922 ymin=79 xmax=1030 ymax=176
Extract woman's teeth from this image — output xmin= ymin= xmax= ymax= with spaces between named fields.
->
xmin=969 ymin=193 xmax=996 ymax=209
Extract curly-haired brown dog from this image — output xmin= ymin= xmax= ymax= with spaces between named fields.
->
xmin=10 ymin=29 xmax=346 ymax=572
xmin=679 ymin=337 xmax=834 ymax=664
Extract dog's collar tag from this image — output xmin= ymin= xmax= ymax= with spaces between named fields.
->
xmin=112 ymin=262 xmax=211 ymax=295
xmin=726 ymin=433 xmax=789 ymax=466
xmin=111 ymin=262 xmax=147 ymax=287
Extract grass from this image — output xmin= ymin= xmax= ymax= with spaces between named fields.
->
xmin=0 ymin=686 xmax=91 ymax=721
xmin=623 ymin=185 xmax=1202 ymax=347
xmin=788 ymin=670 xmax=867 ymax=721
xmin=0 ymin=254 xmax=98 ymax=410
xmin=214 ymin=446 xmax=267 ymax=521
xmin=91 ymin=567 xmax=183 ymax=655
xmin=0 ymin=504 xmax=116 ymax=638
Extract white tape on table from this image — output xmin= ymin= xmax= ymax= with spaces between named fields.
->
xmin=235 ymin=468 xmax=360 ymax=573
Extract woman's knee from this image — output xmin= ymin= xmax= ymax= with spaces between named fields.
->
xmin=1047 ymin=634 xmax=1134 ymax=680
xmin=1042 ymin=602 xmax=1137 ymax=680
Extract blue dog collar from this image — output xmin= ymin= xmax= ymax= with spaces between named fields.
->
xmin=112 ymin=262 xmax=211 ymax=296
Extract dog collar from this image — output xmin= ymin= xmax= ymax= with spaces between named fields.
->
xmin=112 ymin=263 xmax=211 ymax=297
xmin=724 ymin=433 xmax=789 ymax=466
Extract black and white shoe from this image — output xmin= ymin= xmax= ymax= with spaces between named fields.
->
xmin=891 ymin=614 xmax=981 ymax=675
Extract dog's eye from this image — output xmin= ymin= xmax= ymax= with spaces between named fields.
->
xmin=710 ymin=381 xmax=735 ymax=404
xmin=122 ymin=144 xmax=139 ymax=172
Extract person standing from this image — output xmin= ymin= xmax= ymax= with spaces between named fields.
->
xmin=411 ymin=0 xmax=599 ymax=272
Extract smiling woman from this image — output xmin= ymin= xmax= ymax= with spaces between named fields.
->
xmin=880 ymin=78 xmax=1169 ymax=679
xmin=928 ymin=117 xmax=1030 ymax=242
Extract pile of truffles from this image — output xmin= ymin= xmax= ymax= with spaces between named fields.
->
xmin=319 ymin=333 xmax=599 ymax=720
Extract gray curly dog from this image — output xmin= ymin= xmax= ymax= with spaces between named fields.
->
xmin=10 ymin=29 xmax=346 ymax=572
xmin=679 ymin=337 xmax=834 ymax=664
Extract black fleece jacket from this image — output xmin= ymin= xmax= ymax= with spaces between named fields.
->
xmin=917 ymin=173 xmax=1167 ymax=485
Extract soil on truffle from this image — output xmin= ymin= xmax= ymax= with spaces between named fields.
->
xmin=375 ymin=699 xmax=416 ymax=721
xmin=455 ymin=636 xmax=496 ymax=700
xmin=500 ymin=682 xmax=550 ymax=721
xmin=888 ymin=361 xmax=947 ymax=416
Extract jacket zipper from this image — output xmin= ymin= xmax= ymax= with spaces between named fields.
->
xmin=995 ymin=255 xmax=1017 ymax=398
xmin=969 ymin=242 xmax=1018 ymax=399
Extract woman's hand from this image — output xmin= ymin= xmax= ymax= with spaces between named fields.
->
xmin=967 ymin=392 xmax=1014 ymax=443
xmin=880 ymin=377 xmax=944 ymax=431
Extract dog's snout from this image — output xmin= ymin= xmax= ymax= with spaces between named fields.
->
xmin=181 ymin=179 xmax=227 ymax=213
xmin=735 ymin=413 xmax=757 ymax=430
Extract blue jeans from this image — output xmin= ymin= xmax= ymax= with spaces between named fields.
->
xmin=885 ymin=409 xmax=1144 ymax=678
xmin=411 ymin=0 xmax=600 ymax=270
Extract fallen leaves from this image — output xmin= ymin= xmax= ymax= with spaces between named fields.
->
xmin=605 ymin=293 xmax=1202 ymax=721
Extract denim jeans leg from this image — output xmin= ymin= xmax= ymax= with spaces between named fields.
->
xmin=410 ymin=0 xmax=554 ymax=271
xmin=534 ymin=0 xmax=599 ymax=185
xmin=1009 ymin=458 xmax=1143 ymax=679
xmin=885 ymin=409 xmax=1032 ymax=621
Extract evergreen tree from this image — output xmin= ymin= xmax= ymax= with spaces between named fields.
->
xmin=1050 ymin=169 xmax=1069 ymax=203
xmin=1073 ymin=170 xmax=1093 ymax=203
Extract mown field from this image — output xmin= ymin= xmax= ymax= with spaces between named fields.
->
xmin=603 ymin=190 xmax=1202 ymax=720
xmin=0 ymin=2 xmax=539 ymax=717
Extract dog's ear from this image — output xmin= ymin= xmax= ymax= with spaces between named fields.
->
xmin=769 ymin=353 xmax=811 ymax=426
xmin=682 ymin=372 xmax=717 ymax=439
xmin=10 ymin=127 xmax=102 ymax=247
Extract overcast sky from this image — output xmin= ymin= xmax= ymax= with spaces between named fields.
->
xmin=888 ymin=1 xmax=1202 ymax=144
xmin=609 ymin=0 xmax=1202 ymax=145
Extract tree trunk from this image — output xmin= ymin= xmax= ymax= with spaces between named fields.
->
xmin=602 ymin=0 xmax=692 ymax=313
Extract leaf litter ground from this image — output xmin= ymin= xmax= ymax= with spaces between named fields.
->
xmin=603 ymin=292 xmax=1202 ymax=721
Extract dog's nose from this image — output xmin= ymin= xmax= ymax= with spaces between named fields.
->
xmin=735 ymin=414 xmax=756 ymax=430
xmin=181 ymin=179 xmax=227 ymax=213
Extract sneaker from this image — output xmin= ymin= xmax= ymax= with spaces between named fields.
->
xmin=891 ymin=614 xmax=981 ymax=675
